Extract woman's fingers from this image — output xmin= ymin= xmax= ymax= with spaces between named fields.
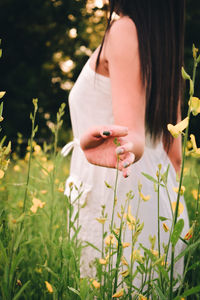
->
xmin=100 ymin=125 xmax=128 ymax=138
xmin=117 ymin=152 xmax=135 ymax=171
xmin=81 ymin=125 xmax=129 ymax=150
xmin=123 ymin=167 xmax=131 ymax=178
xmin=116 ymin=142 xmax=134 ymax=155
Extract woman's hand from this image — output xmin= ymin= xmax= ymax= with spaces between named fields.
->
xmin=80 ymin=125 xmax=135 ymax=178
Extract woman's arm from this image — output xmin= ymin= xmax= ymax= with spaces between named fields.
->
xmin=105 ymin=16 xmax=146 ymax=162
xmin=81 ymin=17 xmax=146 ymax=177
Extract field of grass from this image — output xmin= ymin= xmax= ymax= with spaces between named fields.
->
xmin=0 ymin=98 xmax=199 ymax=300
xmin=1 ymin=45 xmax=200 ymax=299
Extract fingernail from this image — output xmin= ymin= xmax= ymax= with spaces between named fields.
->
xmin=125 ymin=169 xmax=131 ymax=178
xmin=123 ymin=161 xmax=129 ymax=168
xmin=116 ymin=148 xmax=124 ymax=155
xmin=103 ymin=131 xmax=110 ymax=136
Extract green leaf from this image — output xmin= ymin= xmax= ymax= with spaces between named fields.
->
xmin=142 ymin=172 xmax=158 ymax=184
xmin=152 ymin=283 xmax=167 ymax=300
xmin=171 ymin=219 xmax=184 ymax=247
xmin=80 ymin=278 xmax=90 ymax=300
xmin=159 ymin=216 xmax=170 ymax=221
xmin=197 ymin=54 xmax=200 ymax=63
xmin=173 ymin=285 xmax=200 ymax=300
xmin=12 ymin=281 xmax=31 ymax=300
xmin=161 ymin=164 xmax=170 ymax=184
xmin=181 ymin=66 xmax=190 ymax=80
xmin=0 ymin=102 xmax=3 ymax=116
xmin=173 ymin=239 xmax=200 ymax=264
xmin=104 ymin=181 xmax=112 ymax=189
xmin=68 ymin=286 xmax=80 ymax=296
xmin=0 ymin=135 xmax=6 ymax=147
xmin=4 ymin=141 xmax=11 ymax=155
xmin=84 ymin=241 xmax=101 ymax=253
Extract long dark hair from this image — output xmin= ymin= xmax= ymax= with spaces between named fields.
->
xmin=96 ymin=0 xmax=185 ymax=146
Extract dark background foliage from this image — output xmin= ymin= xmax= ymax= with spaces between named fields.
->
xmin=0 ymin=0 xmax=199 ymax=149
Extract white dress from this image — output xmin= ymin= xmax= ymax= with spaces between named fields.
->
xmin=62 ymin=58 xmax=190 ymax=281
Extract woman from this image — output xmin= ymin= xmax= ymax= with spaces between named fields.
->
xmin=62 ymin=0 xmax=189 ymax=282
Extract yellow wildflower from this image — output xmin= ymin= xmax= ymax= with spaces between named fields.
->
xmin=30 ymin=197 xmax=46 ymax=213
xmin=96 ymin=217 xmax=107 ymax=224
xmin=184 ymin=225 xmax=194 ymax=241
xmin=131 ymin=249 xmax=143 ymax=263
xmin=45 ymin=281 xmax=53 ymax=293
xmin=92 ymin=280 xmax=100 ymax=289
xmin=193 ymin=46 xmax=198 ymax=59
xmin=35 ymin=267 xmax=42 ymax=273
xmin=99 ymin=258 xmax=107 ymax=265
xmin=122 ymin=242 xmax=130 ymax=248
xmin=17 ymin=201 xmax=23 ymax=208
xmin=16 ymin=279 xmax=22 ymax=286
xmin=41 ymin=156 xmax=47 ymax=162
xmin=0 ymin=169 xmax=5 ymax=179
xmin=47 ymin=164 xmax=54 ymax=172
xmin=40 ymin=190 xmax=48 ymax=195
xmin=189 ymin=134 xmax=200 ymax=158
xmin=105 ymin=234 xmax=117 ymax=246
xmin=121 ymin=256 xmax=128 ymax=266
xmin=139 ymin=192 xmax=150 ymax=201
xmin=0 ymin=91 xmax=6 ymax=98
xmin=192 ymin=189 xmax=200 ymax=200
xmin=25 ymin=152 xmax=30 ymax=161
xmin=167 ymin=117 xmax=189 ymax=138
xmin=120 ymin=269 xmax=129 ymax=277
xmin=190 ymin=134 xmax=198 ymax=151
xmin=138 ymin=295 xmax=147 ymax=300
xmin=13 ymin=165 xmax=21 ymax=172
xmin=58 ymin=183 xmax=64 ymax=193
xmin=34 ymin=144 xmax=41 ymax=153
xmin=152 ymin=254 xmax=166 ymax=267
xmin=124 ymin=205 xmax=136 ymax=230
xmin=112 ymin=288 xmax=124 ymax=298
xmin=189 ymin=97 xmax=200 ymax=116
xmin=162 ymin=223 xmax=169 ymax=232
xmin=171 ymin=201 xmax=184 ymax=216
xmin=173 ymin=186 xmax=185 ymax=195
xmin=150 ymin=249 xmax=159 ymax=257
xmin=55 ymin=178 xmax=59 ymax=184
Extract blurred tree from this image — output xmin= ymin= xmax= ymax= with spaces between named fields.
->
xmin=0 ymin=0 xmax=199 ymax=149
xmin=0 ymin=0 xmax=106 ymax=149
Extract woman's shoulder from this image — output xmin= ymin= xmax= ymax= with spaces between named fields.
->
xmin=105 ymin=15 xmax=139 ymax=59
xmin=108 ymin=15 xmax=137 ymax=40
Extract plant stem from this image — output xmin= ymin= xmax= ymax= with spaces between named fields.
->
xmin=169 ymin=56 xmax=198 ymax=300
xmin=21 ymin=102 xmax=37 ymax=231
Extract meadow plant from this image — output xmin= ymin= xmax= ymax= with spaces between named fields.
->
xmin=0 ymin=45 xmax=199 ymax=299
xmin=68 ymin=45 xmax=200 ymax=299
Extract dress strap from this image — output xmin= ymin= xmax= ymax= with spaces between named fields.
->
xmin=61 ymin=138 xmax=80 ymax=157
